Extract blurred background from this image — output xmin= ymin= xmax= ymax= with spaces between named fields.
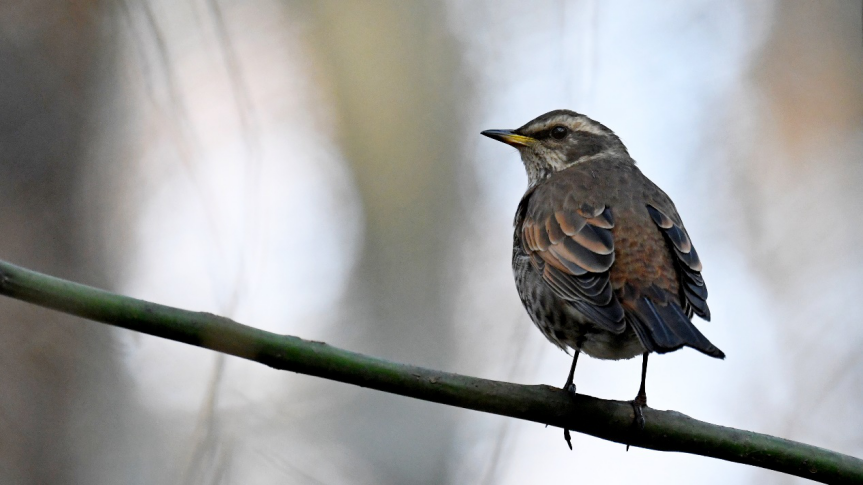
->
xmin=0 ymin=0 xmax=861 ymax=483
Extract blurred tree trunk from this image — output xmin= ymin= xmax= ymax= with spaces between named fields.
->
xmin=0 ymin=2 xmax=141 ymax=484
xmin=304 ymin=2 xmax=469 ymax=483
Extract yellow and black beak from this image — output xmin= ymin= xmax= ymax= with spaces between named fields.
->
xmin=481 ymin=129 xmax=536 ymax=148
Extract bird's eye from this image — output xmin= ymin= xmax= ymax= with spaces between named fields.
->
xmin=551 ymin=126 xmax=568 ymax=139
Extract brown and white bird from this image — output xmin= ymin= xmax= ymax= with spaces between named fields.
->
xmin=482 ymin=110 xmax=723 ymax=448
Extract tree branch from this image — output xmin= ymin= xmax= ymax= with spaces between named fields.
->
xmin=0 ymin=259 xmax=860 ymax=484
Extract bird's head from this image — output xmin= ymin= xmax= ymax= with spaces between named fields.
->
xmin=482 ymin=109 xmax=629 ymax=186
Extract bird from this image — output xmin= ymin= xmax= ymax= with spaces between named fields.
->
xmin=481 ymin=109 xmax=724 ymax=449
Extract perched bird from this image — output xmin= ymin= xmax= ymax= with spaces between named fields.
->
xmin=481 ymin=110 xmax=723 ymax=449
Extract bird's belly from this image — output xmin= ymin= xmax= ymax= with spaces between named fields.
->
xmin=579 ymin=328 xmax=644 ymax=360
xmin=513 ymin=255 xmax=644 ymax=360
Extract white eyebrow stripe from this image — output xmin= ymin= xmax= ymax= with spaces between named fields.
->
xmin=573 ymin=121 xmax=608 ymax=136
xmin=530 ymin=116 xmax=609 ymax=137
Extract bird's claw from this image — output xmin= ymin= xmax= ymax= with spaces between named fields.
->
xmin=631 ymin=400 xmax=646 ymax=431
xmin=560 ymin=383 xmax=576 ymax=450
xmin=625 ymin=395 xmax=647 ymax=451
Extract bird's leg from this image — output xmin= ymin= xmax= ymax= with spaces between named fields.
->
xmin=562 ymin=350 xmax=580 ymax=450
xmin=632 ymin=352 xmax=649 ymax=427
xmin=624 ymin=353 xmax=649 ymax=452
xmin=564 ymin=350 xmax=580 ymax=395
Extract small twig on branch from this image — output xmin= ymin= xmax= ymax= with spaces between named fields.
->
xmin=0 ymin=259 xmax=861 ymax=484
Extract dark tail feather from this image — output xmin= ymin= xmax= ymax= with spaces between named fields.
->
xmin=627 ymin=297 xmax=725 ymax=359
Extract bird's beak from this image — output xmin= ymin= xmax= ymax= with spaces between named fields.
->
xmin=481 ymin=129 xmax=536 ymax=148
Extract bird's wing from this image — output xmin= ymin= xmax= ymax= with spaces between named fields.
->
xmin=614 ymin=199 xmax=723 ymax=359
xmin=520 ymin=185 xmax=626 ymax=333
xmin=645 ymin=204 xmax=710 ymax=320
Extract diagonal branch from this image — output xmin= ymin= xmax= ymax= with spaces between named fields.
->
xmin=0 ymin=259 xmax=860 ymax=484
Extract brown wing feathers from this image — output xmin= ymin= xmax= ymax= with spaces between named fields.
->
xmin=522 ymin=200 xmax=625 ymax=333
xmin=646 ymin=204 xmax=710 ymax=321
xmin=624 ymin=204 xmax=722 ymax=358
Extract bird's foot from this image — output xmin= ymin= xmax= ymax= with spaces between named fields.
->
xmin=561 ymin=384 xmax=576 ymax=450
xmin=631 ymin=393 xmax=647 ymax=430
xmin=625 ymin=394 xmax=647 ymax=451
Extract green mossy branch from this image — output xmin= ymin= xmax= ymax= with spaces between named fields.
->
xmin=0 ymin=259 xmax=860 ymax=484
